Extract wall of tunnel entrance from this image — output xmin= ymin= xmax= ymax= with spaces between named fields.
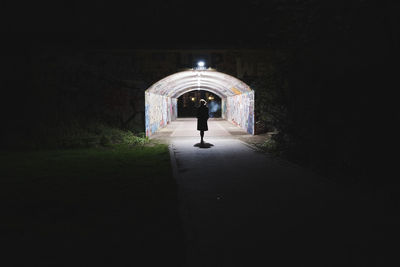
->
xmin=145 ymin=69 xmax=255 ymax=137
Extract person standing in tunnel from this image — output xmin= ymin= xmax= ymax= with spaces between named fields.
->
xmin=196 ymin=99 xmax=209 ymax=144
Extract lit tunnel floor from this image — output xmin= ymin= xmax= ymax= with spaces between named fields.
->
xmin=149 ymin=118 xmax=250 ymax=139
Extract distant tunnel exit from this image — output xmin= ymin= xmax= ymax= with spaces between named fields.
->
xmin=178 ymin=90 xmax=221 ymax=118
xmin=145 ymin=69 xmax=254 ymax=137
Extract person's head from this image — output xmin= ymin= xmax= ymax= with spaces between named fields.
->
xmin=200 ymin=99 xmax=207 ymax=106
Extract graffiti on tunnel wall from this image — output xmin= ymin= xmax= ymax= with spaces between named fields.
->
xmin=145 ymin=92 xmax=177 ymax=136
xmin=226 ymin=91 xmax=254 ymax=134
xmin=146 ymin=90 xmax=254 ymax=136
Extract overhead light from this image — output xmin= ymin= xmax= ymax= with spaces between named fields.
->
xmin=197 ymin=61 xmax=205 ymax=68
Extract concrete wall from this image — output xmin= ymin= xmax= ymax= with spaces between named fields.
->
xmin=226 ymin=91 xmax=255 ymax=134
xmin=145 ymin=92 xmax=177 ymax=136
xmin=221 ymin=98 xmax=227 ymax=119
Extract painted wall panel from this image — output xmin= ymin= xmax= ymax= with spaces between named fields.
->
xmin=226 ymin=91 xmax=254 ymax=134
xmin=145 ymin=92 xmax=175 ymax=136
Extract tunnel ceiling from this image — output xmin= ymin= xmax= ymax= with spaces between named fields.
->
xmin=146 ymin=69 xmax=252 ymax=98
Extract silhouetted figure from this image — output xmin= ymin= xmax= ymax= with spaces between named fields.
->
xmin=196 ymin=99 xmax=209 ymax=144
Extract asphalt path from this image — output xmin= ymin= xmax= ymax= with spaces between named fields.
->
xmin=151 ymin=118 xmax=387 ymax=267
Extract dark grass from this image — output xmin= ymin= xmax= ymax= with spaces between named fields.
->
xmin=0 ymin=144 xmax=185 ymax=266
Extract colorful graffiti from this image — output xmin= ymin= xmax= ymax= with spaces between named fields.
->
xmin=145 ymin=70 xmax=255 ymax=136
xmin=146 ymin=90 xmax=254 ymax=136
xmin=226 ymin=91 xmax=254 ymax=134
xmin=145 ymin=92 xmax=177 ymax=136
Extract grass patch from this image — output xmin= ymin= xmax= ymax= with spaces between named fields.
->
xmin=0 ymin=143 xmax=185 ymax=266
xmin=56 ymin=122 xmax=149 ymax=149
xmin=257 ymin=138 xmax=280 ymax=154
xmin=7 ymin=122 xmax=150 ymax=150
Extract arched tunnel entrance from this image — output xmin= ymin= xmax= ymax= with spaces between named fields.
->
xmin=145 ymin=69 xmax=254 ymax=137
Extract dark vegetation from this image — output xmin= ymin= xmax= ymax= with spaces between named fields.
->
xmin=0 ymin=143 xmax=185 ymax=266
xmin=4 ymin=120 xmax=149 ymax=150
xmin=0 ymin=44 xmax=149 ymax=150
xmin=251 ymin=1 xmax=398 ymax=192
xmin=0 ymin=21 xmax=186 ymax=264
xmin=0 ymin=43 xmax=184 ymax=264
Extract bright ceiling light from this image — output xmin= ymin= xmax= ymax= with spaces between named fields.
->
xmin=197 ymin=61 xmax=205 ymax=67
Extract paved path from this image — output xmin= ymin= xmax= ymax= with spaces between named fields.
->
xmin=151 ymin=118 xmax=385 ymax=267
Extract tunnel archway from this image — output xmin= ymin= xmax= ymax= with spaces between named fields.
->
xmin=145 ymin=69 xmax=254 ymax=136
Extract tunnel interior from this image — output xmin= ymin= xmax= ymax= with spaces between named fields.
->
xmin=145 ymin=69 xmax=254 ymax=137
xmin=177 ymin=90 xmax=221 ymax=118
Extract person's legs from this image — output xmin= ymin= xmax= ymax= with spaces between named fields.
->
xmin=200 ymin=130 xmax=204 ymax=143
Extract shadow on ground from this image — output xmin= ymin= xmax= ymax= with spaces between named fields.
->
xmin=193 ymin=142 xmax=214 ymax=149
